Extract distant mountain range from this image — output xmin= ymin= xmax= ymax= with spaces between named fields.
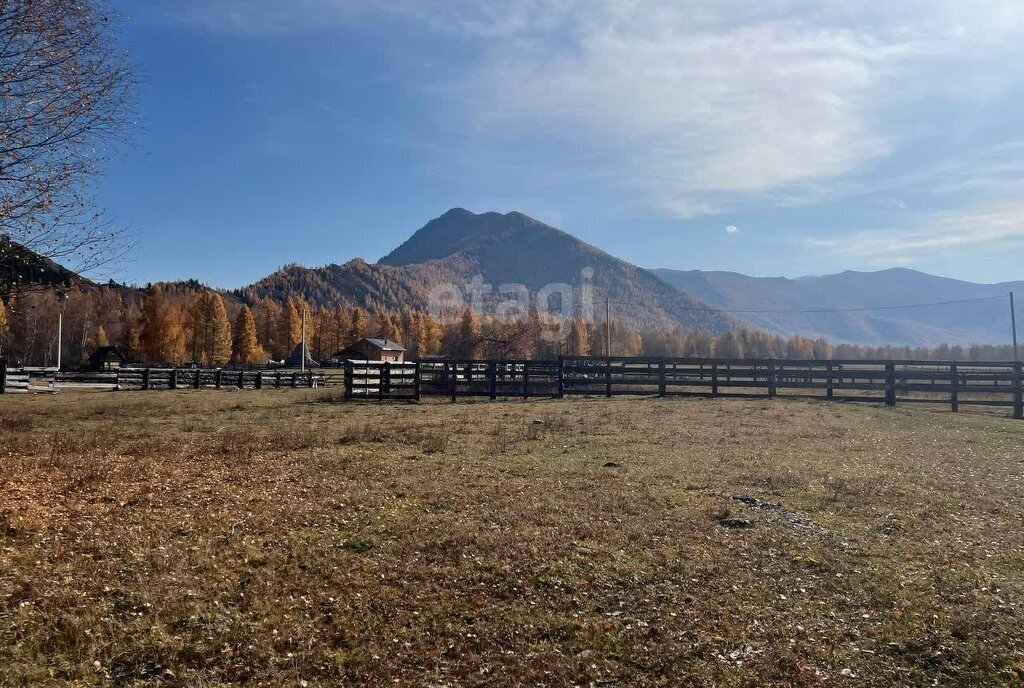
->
xmin=6 ymin=208 xmax=1020 ymax=346
xmin=652 ymin=268 xmax=1021 ymax=346
xmin=243 ymin=208 xmax=734 ymax=334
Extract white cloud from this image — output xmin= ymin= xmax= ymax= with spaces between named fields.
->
xmin=167 ymin=1 xmax=1024 ymax=220
xmin=454 ymin=1 xmax=1024 ymax=218
xmin=808 ymin=201 xmax=1024 ymax=265
xmin=725 ymin=225 xmax=740 ymax=235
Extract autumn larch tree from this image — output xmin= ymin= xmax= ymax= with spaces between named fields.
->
xmin=812 ymin=338 xmax=833 ymax=361
xmin=568 ymin=318 xmax=590 ymax=356
xmin=93 ymin=325 xmax=108 ymax=348
xmin=714 ymin=331 xmax=745 ymax=358
xmin=188 ymin=290 xmax=232 ymax=366
xmin=455 ymin=307 xmax=481 ymax=359
xmin=786 ymin=335 xmax=815 ymax=359
xmin=231 ymin=305 xmax=265 ymax=365
xmin=253 ymin=297 xmax=279 ymax=359
xmin=0 ymin=297 xmax=8 ymax=353
xmin=119 ymin=302 xmax=142 ymax=360
xmin=398 ymin=309 xmax=417 ymax=354
xmin=331 ymin=307 xmax=351 ymax=354
xmin=348 ymin=307 xmax=365 ymax=344
xmin=140 ymin=285 xmax=185 ymax=364
xmin=277 ymin=297 xmax=302 ymax=359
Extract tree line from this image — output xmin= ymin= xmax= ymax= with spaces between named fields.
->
xmin=0 ymin=284 xmax=1018 ymax=367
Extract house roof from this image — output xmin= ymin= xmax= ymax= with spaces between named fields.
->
xmin=283 ymin=343 xmax=319 ymax=367
xmin=361 ymin=338 xmax=406 ymax=352
xmin=88 ymin=346 xmax=125 ymax=362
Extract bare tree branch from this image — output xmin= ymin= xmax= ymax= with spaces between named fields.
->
xmin=0 ymin=0 xmax=135 ymax=293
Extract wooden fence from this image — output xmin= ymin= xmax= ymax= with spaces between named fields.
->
xmin=0 ymin=361 xmax=29 ymax=394
xmin=115 ymin=368 xmax=324 ymax=391
xmin=2 ymin=357 xmax=1021 ymax=419
xmin=338 ymin=357 xmax=1024 ymax=419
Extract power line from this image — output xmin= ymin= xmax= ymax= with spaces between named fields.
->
xmin=605 ymin=294 xmax=1008 ymax=316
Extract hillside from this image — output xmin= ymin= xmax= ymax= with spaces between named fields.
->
xmin=246 ymin=209 xmax=733 ymax=333
xmin=0 ymin=238 xmax=88 ymax=292
xmin=653 ymin=268 xmax=1021 ymax=346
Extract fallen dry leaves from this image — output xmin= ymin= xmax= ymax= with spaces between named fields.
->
xmin=0 ymin=391 xmax=1022 ymax=686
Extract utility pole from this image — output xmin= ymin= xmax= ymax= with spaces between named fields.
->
xmin=300 ymin=308 xmax=306 ymax=373
xmin=605 ymin=296 xmax=611 ymax=358
xmin=1011 ymin=291 xmax=1019 ymax=363
xmin=56 ymin=291 xmax=67 ymax=372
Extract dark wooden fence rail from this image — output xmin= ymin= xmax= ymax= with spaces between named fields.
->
xmin=6 ymin=357 xmax=1021 ymax=419
xmin=116 ymin=368 xmax=323 ymax=391
xmin=345 ymin=357 xmax=1024 ymax=419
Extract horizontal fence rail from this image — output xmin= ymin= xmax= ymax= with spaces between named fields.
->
xmin=2 ymin=357 xmax=1021 ymax=418
xmin=338 ymin=357 xmax=1024 ymax=419
xmin=115 ymin=368 xmax=324 ymax=391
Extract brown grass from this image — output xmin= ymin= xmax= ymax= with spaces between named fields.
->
xmin=1 ymin=390 xmax=1022 ymax=686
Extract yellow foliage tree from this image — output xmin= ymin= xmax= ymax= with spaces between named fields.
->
xmin=568 ymin=317 xmax=590 ymax=356
xmin=119 ymin=302 xmax=141 ymax=358
xmin=93 ymin=325 xmax=109 ymax=348
xmin=0 ymin=298 xmax=9 ymax=354
xmin=188 ymin=290 xmax=233 ymax=366
xmin=253 ymin=297 xmax=279 ymax=358
xmin=232 ymin=305 xmax=266 ymax=365
xmin=277 ymin=297 xmax=302 ymax=359
xmin=786 ymin=335 xmax=815 ymax=359
xmin=456 ymin=307 xmax=481 ymax=358
xmin=140 ymin=285 xmax=186 ymax=364
xmin=332 ymin=307 xmax=351 ymax=353
xmin=348 ymin=307 xmax=365 ymax=344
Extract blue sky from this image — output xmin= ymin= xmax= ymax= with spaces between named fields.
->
xmin=100 ymin=1 xmax=1024 ymax=287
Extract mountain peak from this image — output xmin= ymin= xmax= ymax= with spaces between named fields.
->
xmin=379 ymin=208 xmax=553 ymax=267
xmin=439 ymin=207 xmax=475 ymax=220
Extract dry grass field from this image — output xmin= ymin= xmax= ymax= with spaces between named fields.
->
xmin=1 ymin=391 xmax=1023 ymax=687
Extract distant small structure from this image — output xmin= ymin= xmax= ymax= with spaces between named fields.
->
xmin=87 ymin=346 xmax=126 ymax=372
xmin=337 ymin=337 xmax=406 ymax=363
xmin=284 ymin=343 xmax=319 ymax=368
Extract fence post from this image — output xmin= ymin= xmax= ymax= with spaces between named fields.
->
xmin=344 ymin=362 xmax=353 ymax=401
xmin=291 ymin=372 xmax=298 ymax=388
xmin=168 ymin=368 xmax=176 ymax=390
xmin=557 ymin=357 xmax=565 ymax=399
xmin=488 ymin=361 xmax=497 ymax=401
xmin=885 ymin=361 xmax=896 ymax=407
xmin=256 ymin=371 xmax=263 ymax=390
xmin=0 ymin=359 xmax=6 ymax=394
xmin=276 ymin=370 xmax=281 ymax=389
xmin=382 ymin=361 xmax=391 ymax=400
xmin=950 ymin=362 xmax=959 ymax=413
xmin=1013 ymin=362 xmax=1023 ymax=420
xmin=658 ymin=359 xmax=667 ymax=397
xmin=826 ymin=362 xmax=834 ymax=400
xmin=143 ymin=368 xmax=151 ymax=391
xmin=238 ymin=370 xmax=245 ymax=390
xmin=215 ymin=369 xmax=223 ymax=389
xmin=413 ymin=361 xmax=421 ymax=402
xmin=605 ymin=358 xmax=612 ymax=398
xmin=711 ymin=362 xmax=719 ymax=397
xmin=767 ymin=360 xmax=776 ymax=398
xmin=194 ymin=368 xmax=202 ymax=389
xmin=449 ymin=362 xmax=457 ymax=402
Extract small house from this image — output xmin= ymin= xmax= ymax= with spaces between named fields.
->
xmin=337 ymin=338 xmax=406 ymax=363
xmin=87 ymin=346 xmax=126 ymax=372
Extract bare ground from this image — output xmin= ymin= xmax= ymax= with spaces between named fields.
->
xmin=1 ymin=391 xmax=1022 ymax=686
